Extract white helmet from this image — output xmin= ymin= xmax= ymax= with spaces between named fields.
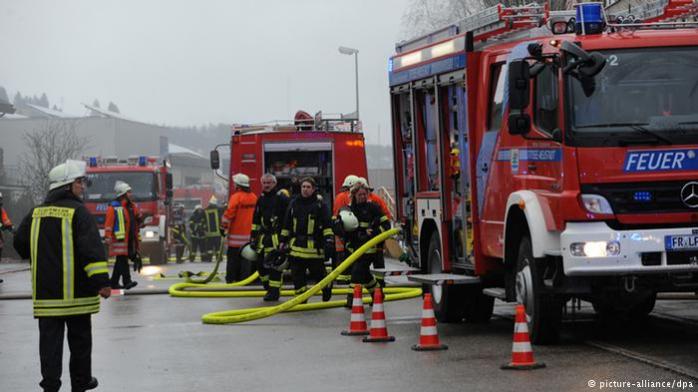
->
xmin=233 ymin=173 xmax=250 ymax=188
xmin=342 ymin=175 xmax=359 ymax=188
xmin=357 ymin=177 xmax=369 ymax=187
xmin=240 ymin=242 xmax=258 ymax=261
xmin=338 ymin=209 xmax=359 ymax=232
xmin=49 ymin=160 xmax=86 ymax=191
xmin=114 ymin=181 xmax=132 ymax=198
xmin=194 ymin=204 xmax=203 ymax=210
xmin=208 ymin=195 xmax=218 ymax=206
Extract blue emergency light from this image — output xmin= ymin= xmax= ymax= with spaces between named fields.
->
xmin=138 ymin=156 xmax=147 ymax=166
xmin=575 ymin=2 xmax=605 ymax=35
xmin=633 ymin=191 xmax=652 ymax=202
xmin=88 ymin=157 xmax=98 ymax=167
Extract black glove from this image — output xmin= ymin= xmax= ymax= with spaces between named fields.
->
xmin=332 ymin=218 xmax=345 ymax=237
xmin=219 ymin=228 xmax=226 ymax=237
xmin=132 ymin=253 xmax=143 ymax=273
xmin=323 ymin=241 xmax=335 ymax=259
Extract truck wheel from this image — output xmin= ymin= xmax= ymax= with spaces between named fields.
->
xmin=516 ymin=236 xmax=562 ymax=344
xmin=463 ymin=287 xmax=494 ymax=323
xmin=426 ymin=233 xmax=464 ymax=323
xmin=629 ymin=292 xmax=656 ymax=318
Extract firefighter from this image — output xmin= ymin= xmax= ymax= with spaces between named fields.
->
xmin=334 ymin=181 xmax=391 ymax=306
xmin=170 ymin=204 xmax=189 ymax=263
xmin=251 ymin=173 xmax=290 ymax=301
xmin=0 ymin=191 xmax=13 ymax=263
xmin=13 ymin=160 xmax=111 ymax=392
xmin=279 ymin=177 xmax=333 ymax=302
xmin=221 ymin=173 xmax=257 ymax=283
xmin=332 ymin=175 xmax=359 ymax=283
xmin=188 ymin=205 xmax=206 ymax=262
xmin=203 ymin=195 xmax=222 ymax=262
xmin=104 ymin=181 xmax=141 ymax=290
xmin=357 ymin=177 xmax=392 ymax=288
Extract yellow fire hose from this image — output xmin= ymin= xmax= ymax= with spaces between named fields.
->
xmin=168 ymin=228 xmax=422 ymax=324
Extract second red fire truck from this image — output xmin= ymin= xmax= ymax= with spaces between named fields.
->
xmin=389 ymin=1 xmax=698 ymax=343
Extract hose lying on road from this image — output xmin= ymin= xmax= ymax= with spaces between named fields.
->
xmin=168 ymin=228 xmax=422 ymax=324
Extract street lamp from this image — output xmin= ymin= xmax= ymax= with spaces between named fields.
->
xmin=338 ymin=46 xmax=359 ymax=123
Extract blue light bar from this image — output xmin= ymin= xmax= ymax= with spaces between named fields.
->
xmin=138 ymin=156 xmax=147 ymax=166
xmin=575 ymin=2 xmax=605 ymax=35
xmin=88 ymin=157 xmax=98 ymax=167
xmin=633 ymin=191 xmax=652 ymax=202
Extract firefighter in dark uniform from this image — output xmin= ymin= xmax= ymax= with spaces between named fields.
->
xmin=279 ymin=177 xmax=333 ymax=302
xmin=203 ymin=196 xmax=222 ymax=262
xmin=334 ymin=181 xmax=391 ymax=306
xmin=251 ymin=173 xmax=290 ymax=301
xmin=13 ymin=160 xmax=111 ymax=392
xmin=170 ymin=204 xmax=189 ymax=263
xmin=188 ymin=204 xmax=206 ymax=262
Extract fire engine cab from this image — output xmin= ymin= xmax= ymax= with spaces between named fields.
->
xmin=389 ymin=1 xmax=698 ymax=343
xmin=212 ymin=111 xmax=368 ymax=207
xmin=84 ymin=156 xmax=174 ymax=264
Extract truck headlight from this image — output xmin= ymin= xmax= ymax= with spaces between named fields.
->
xmin=570 ymin=241 xmax=621 ymax=257
xmin=581 ymin=194 xmax=614 ymax=214
xmin=144 ymin=230 xmax=156 ymax=239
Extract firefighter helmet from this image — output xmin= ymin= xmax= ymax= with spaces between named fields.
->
xmin=233 ymin=173 xmax=250 ymax=188
xmin=262 ymin=249 xmax=288 ymax=272
xmin=342 ymin=175 xmax=359 ymax=188
xmin=338 ymin=208 xmax=359 ymax=232
xmin=114 ymin=181 xmax=132 ymax=198
xmin=240 ymin=242 xmax=258 ymax=261
xmin=48 ymin=160 xmax=87 ymax=191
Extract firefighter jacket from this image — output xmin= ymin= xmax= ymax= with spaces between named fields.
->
xmin=221 ymin=190 xmax=258 ymax=247
xmin=369 ymin=193 xmax=393 ymax=221
xmin=104 ymin=198 xmax=141 ymax=257
xmin=281 ymin=193 xmax=333 ymax=260
xmin=203 ymin=206 xmax=221 ymax=238
xmin=13 ymin=188 xmax=110 ymax=318
xmin=0 ymin=207 xmax=12 ymax=249
xmin=338 ymin=201 xmax=391 ymax=255
xmin=332 ymin=191 xmax=392 ymax=220
xmin=251 ymin=188 xmax=290 ymax=253
xmin=189 ymin=209 xmax=206 ymax=239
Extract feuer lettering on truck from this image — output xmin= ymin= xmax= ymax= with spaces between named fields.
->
xmin=624 ymin=149 xmax=698 ymax=172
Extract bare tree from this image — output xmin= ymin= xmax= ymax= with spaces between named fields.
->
xmin=19 ymin=120 xmax=90 ymax=203
xmin=400 ymin=0 xmax=570 ymax=40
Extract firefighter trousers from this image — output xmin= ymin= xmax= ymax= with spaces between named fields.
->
xmin=256 ymin=254 xmax=282 ymax=291
xmin=289 ymin=256 xmax=327 ymax=294
xmin=205 ymin=236 xmax=222 ymax=262
xmin=110 ymin=255 xmax=132 ymax=288
xmin=351 ymin=253 xmax=379 ymax=292
xmin=38 ymin=315 xmax=92 ymax=392
xmin=226 ymin=247 xmax=251 ymax=283
xmin=190 ymin=238 xmax=205 ymax=262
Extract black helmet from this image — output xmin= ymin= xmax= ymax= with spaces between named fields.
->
xmin=262 ymin=249 xmax=288 ymax=272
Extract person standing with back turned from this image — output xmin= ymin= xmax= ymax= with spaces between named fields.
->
xmin=14 ymin=160 xmax=111 ymax=392
xmin=221 ymin=173 xmax=257 ymax=283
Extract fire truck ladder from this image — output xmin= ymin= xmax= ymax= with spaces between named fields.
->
xmin=395 ymin=3 xmax=549 ymax=55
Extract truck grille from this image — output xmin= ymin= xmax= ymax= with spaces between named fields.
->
xmin=581 ymin=181 xmax=695 ymax=214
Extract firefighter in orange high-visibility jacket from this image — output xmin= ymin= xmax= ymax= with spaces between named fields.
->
xmin=0 ymin=191 xmax=13 ymax=263
xmin=13 ymin=160 xmax=111 ymax=392
xmin=221 ymin=173 xmax=257 ymax=283
xmin=104 ymin=181 xmax=141 ymax=290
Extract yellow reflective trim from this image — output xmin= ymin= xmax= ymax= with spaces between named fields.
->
xmin=293 ymin=218 xmax=297 ymax=234
xmin=84 ymin=261 xmax=108 ymax=274
xmin=32 ymin=206 xmax=74 ymax=219
xmin=62 ymin=214 xmax=75 ymax=300
xmin=272 ymin=234 xmax=279 ymax=248
xmin=359 ymin=222 xmax=369 ymax=228
xmin=269 ymin=281 xmax=282 ymax=288
xmin=34 ymin=296 xmax=100 ymax=307
xmin=281 ymin=229 xmax=289 ymax=237
xmin=379 ymin=216 xmax=389 ymax=222
xmin=30 ymin=216 xmax=41 ymax=302
xmin=322 ymin=228 xmax=333 ymax=236
xmin=114 ymin=207 xmax=126 ymax=240
xmin=307 ymin=217 xmax=314 ymax=235
xmin=251 ymin=224 xmax=260 ymax=230
xmin=307 ymin=239 xmax=314 ymax=249
xmin=34 ymin=304 xmax=100 ymax=317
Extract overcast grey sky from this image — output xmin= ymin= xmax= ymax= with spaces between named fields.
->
xmin=0 ymin=0 xmax=411 ymax=145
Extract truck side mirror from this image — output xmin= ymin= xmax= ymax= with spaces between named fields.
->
xmin=166 ymin=173 xmax=173 ymax=191
xmin=508 ymin=60 xmax=530 ymax=110
xmin=210 ymin=150 xmax=220 ymax=170
xmin=508 ymin=113 xmax=531 ymax=135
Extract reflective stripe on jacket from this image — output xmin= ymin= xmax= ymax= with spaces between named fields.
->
xmin=104 ymin=199 xmax=140 ymax=256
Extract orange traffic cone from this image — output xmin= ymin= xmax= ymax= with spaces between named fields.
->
xmin=362 ymin=287 xmax=395 ymax=343
xmin=341 ymin=284 xmax=369 ymax=336
xmin=501 ymin=304 xmax=546 ymax=370
xmin=411 ymin=293 xmax=448 ymax=351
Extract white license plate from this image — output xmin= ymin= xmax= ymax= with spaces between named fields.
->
xmin=665 ymin=235 xmax=698 ymax=251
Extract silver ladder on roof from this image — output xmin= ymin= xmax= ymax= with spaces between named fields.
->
xmin=395 ymin=3 xmax=548 ymax=54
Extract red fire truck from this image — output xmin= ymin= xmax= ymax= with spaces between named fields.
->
xmin=212 ymin=111 xmax=368 ymax=206
xmin=389 ymin=1 xmax=698 ymax=343
xmin=84 ymin=156 xmax=174 ymax=264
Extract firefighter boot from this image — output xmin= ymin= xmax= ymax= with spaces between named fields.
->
xmin=322 ymin=282 xmax=333 ymax=302
xmin=73 ymin=377 xmax=98 ymax=392
xmin=345 ymin=293 xmax=353 ymax=308
xmin=263 ymin=288 xmax=280 ymax=302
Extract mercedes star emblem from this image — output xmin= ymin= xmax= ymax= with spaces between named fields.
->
xmin=681 ymin=182 xmax=698 ymax=208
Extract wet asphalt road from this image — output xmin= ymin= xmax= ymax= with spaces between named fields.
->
xmin=1 ymin=261 xmax=697 ymax=392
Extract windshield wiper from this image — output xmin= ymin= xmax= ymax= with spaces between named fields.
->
xmin=625 ymin=124 xmax=673 ymax=145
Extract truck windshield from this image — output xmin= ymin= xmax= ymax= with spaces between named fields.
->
xmin=85 ymin=172 xmax=158 ymax=202
xmin=567 ymin=46 xmax=698 ymax=147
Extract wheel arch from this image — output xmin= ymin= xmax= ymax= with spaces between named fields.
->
xmin=419 ymin=218 xmax=440 ymax=272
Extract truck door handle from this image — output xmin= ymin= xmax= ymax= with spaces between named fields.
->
xmin=481 ymin=163 xmax=488 ymax=173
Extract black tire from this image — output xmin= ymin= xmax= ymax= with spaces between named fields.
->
xmin=593 ymin=292 xmax=656 ymax=319
xmin=515 ymin=236 xmax=562 ymax=345
xmin=426 ymin=233 xmax=464 ymax=323
xmin=463 ymin=287 xmax=494 ymax=323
